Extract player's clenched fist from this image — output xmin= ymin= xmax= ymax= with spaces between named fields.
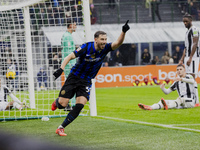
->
xmin=122 ymin=20 xmax=130 ymax=33
xmin=53 ymin=68 xmax=63 ymax=80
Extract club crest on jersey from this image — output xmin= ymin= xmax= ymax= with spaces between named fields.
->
xmin=76 ymin=47 xmax=81 ymax=52
xmin=61 ymin=90 xmax=66 ymax=95
xmin=91 ymin=54 xmax=95 ymax=58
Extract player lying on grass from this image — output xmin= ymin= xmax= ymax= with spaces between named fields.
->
xmin=51 ymin=20 xmax=130 ymax=136
xmin=0 ymin=78 xmax=28 ymax=111
xmin=138 ymin=64 xmax=196 ymax=110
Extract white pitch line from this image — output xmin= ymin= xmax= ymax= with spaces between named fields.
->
xmin=97 ymin=116 xmax=200 ymax=133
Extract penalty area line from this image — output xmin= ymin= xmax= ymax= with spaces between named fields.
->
xmin=97 ymin=116 xmax=200 ymax=133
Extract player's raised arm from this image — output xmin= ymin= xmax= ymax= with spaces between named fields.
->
xmin=53 ymin=52 xmax=76 ymax=80
xmin=160 ymin=83 xmax=172 ymax=95
xmin=111 ymin=20 xmax=130 ymax=50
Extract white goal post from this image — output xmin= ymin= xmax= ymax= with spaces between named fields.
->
xmin=0 ymin=0 xmax=97 ymax=121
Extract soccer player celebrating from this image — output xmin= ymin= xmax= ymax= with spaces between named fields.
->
xmin=52 ymin=20 xmax=130 ymax=136
xmin=138 ymin=64 xmax=196 ymax=110
xmin=179 ymin=14 xmax=200 ymax=107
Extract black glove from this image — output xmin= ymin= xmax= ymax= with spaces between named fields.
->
xmin=53 ymin=68 xmax=63 ymax=80
xmin=122 ymin=20 xmax=130 ymax=33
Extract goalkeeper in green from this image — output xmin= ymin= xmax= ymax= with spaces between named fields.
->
xmin=61 ymin=19 xmax=77 ymax=110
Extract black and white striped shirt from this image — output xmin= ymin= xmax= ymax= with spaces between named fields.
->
xmin=0 ymin=86 xmax=9 ymax=102
xmin=184 ymin=25 xmax=200 ymax=58
xmin=170 ymin=74 xmax=195 ymax=99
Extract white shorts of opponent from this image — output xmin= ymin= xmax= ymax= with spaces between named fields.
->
xmin=176 ymin=97 xmax=195 ymax=109
xmin=0 ymin=101 xmax=9 ymax=111
xmin=184 ymin=57 xmax=199 ymax=78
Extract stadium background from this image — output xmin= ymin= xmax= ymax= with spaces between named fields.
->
xmin=1 ymin=0 xmax=200 ymax=149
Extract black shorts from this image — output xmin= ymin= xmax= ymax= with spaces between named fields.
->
xmin=59 ymin=73 xmax=92 ymax=101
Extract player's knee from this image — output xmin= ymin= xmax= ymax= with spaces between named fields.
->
xmin=73 ymin=103 xmax=84 ymax=114
xmin=56 ymin=98 xmax=65 ymax=109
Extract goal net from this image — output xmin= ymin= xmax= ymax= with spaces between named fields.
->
xmin=0 ymin=0 xmax=97 ymax=121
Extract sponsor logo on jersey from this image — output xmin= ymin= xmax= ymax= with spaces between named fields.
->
xmin=76 ymin=47 xmax=81 ymax=52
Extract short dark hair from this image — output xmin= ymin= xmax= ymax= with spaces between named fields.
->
xmin=66 ymin=18 xmax=75 ymax=28
xmin=94 ymin=31 xmax=106 ymax=38
xmin=177 ymin=64 xmax=185 ymax=68
xmin=183 ymin=14 xmax=192 ymax=20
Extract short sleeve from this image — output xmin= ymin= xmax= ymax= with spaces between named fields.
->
xmin=192 ymin=27 xmax=199 ymax=37
xmin=73 ymin=43 xmax=87 ymax=57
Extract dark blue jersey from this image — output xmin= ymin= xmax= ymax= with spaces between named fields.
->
xmin=71 ymin=41 xmax=112 ymax=81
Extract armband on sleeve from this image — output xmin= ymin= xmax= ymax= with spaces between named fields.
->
xmin=161 ymin=87 xmax=172 ymax=95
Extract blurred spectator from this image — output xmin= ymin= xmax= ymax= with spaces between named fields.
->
xmin=120 ymin=44 xmax=137 ymax=65
xmin=72 ymin=3 xmax=82 ymax=24
xmin=90 ymin=4 xmax=97 ymax=25
xmin=132 ymin=79 xmax=142 ymax=86
xmin=37 ymin=8 xmax=47 ymax=25
xmin=145 ymin=0 xmax=151 ymax=8
xmin=113 ymin=50 xmax=123 ymax=66
xmin=177 ymin=0 xmax=188 ymax=14
xmin=37 ymin=67 xmax=48 ymax=90
xmin=151 ymin=76 xmax=161 ymax=85
xmin=58 ymin=50 xmax=62 ymax=64
xmin=5 ymin=58 xmax=17 ymax=80
xmin=169 ymin=58 xmax=174 ymax=64
xmin=103 ymin=62 xmax=109 ymax=67
xmin=151 ymin=56 xmax=161 ymax=65
xmin=102 ymin=56 xmax=109 ymax=67
xmin=108 ymin=0 xmax=115 ymax=9
xmin=52 ymin=54 xmax=61 ymax=70
xmin=141 ymin=48 xmax=151 ymax=65
xmin=108 ymin=57 xmax=115 ymax=66
xmin=161 ymin=51 xmax=170 ymax=64
xmin=142 ymin=77 xmax=151 ymax=86
xmin=172 ymin=46 xmax=182 ymax=63
xmin=188 ymin=2 xmax=198 ymax=20
xmin=151 ymin=0 xmax=162 ymax=22
xmin=130 ymin=44 xmax=137 ymax=65
xmin=162 ymin=77 xmax=172 ymax=85
xmin=65 ymin=10 xmax=72 ymax=23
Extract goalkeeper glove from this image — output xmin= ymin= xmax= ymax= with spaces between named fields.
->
xmin=122 ymin=20 xmax=130 ymax=33
xmin=53 ymin=68 xmax=63 ymax=80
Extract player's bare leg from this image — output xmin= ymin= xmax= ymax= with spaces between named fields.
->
xmin=55 ymin=96 xmax=87 ymax=136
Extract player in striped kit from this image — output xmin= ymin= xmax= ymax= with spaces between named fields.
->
xmin=0 ymin=78 xmax=24 ymax=111
xmin=52 ymin=20 xmax=130 ymax=136
xmin=179 ymin=14 xmax=200 ymax=107
xmin=138 ymin=64 xmax=196 ymax=110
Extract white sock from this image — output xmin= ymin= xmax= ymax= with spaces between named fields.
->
xmin=9 ymin=93 xmax=22 ymax=104
xmin=151 ymin=101 xmax=163 ymax=109
xmin=194 ymin=81 xmax=199 ymax=104
xmin=58 ymin=125 xmax=64 ymax=129
xmin=13 ymin=102 xmax=22 ymax=110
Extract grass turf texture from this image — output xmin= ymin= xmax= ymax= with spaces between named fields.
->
xmin=0 ymin=86 xmax=200 ymax=150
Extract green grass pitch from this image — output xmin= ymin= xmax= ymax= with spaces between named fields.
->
xmin=0 ymin=86 xmax=200 ymax=150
